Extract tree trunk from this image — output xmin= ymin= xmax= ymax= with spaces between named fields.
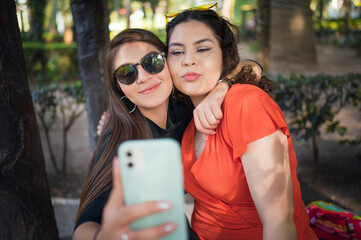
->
xmin=0 ymin=0 xmax=59 ymax=239
xmin=70 ymin=0 xmax=109 ymax=149
xmin=46 ymin=0 xmax=60 ymax=36
xmin=343 ymin=0 xmax=351 ymax=35
xmin=270 ymin=0 xmax=317 ymax=63
xmin=28 ymin=0 xmax=46 ymax=42
xmin=317 ymin=0 xmax=324 ymax=29
xmin=124 ymin=0 xmax=131 ymax=28
xmin=312 ymin=134 xmax=320 ymax=174
xmin=28 ymin=0 xmax=47 ymax=84
xmin=257 ymin=0 xmax=271 ymax=72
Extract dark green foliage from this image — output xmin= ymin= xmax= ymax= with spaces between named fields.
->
xmin=314 ymin=18 xmax=361 ymax=32
xmin=336 ymin=32 xmax=361 ymax=50
xmin=61 ymin=80 xmax=85 ymax=104
xmin=23 ymin=42 xmax=79 ymax=85
xmin=274 ymin=73 xmax=361 ymax=167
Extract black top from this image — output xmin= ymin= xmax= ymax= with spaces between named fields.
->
xmin=75 ymin=100 xmax=199 ymax=239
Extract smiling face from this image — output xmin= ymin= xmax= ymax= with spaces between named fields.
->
xmin=167 ymin=20 xmax=223 ymax=106
xmin=114 ymin=41 xmax=173 ymax=115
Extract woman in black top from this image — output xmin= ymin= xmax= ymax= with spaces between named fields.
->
xmin=73 ymin=29 xmax=231 ymax=240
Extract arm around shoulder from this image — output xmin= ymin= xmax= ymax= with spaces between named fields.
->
xmin=193 ymin=81 xmax=229 ymax=135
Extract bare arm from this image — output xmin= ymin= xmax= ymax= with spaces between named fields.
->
xmin=194 ymin=60 xmax=263 ymax=135
xmin=241 ymin=130 xmax=298 ymax=240
xmin=73 ymin=158 xmax=176 ymax=240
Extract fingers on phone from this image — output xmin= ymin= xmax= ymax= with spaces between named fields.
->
xmin=128 ymin=222 xmax=177 ymax=240
xmin=112 ymin=157 xmax=122 ymax=190
xmin=120 ymin=201 xmax=172 ymax=225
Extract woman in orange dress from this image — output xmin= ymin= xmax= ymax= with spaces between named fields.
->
xmin=166 ymin=7 xmax=318 ymax=240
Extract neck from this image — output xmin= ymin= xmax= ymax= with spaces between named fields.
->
xmin=190 ymin=94 xmax=207 ymax=107
xmin=139 ymin=100 xmax=169 ymax=129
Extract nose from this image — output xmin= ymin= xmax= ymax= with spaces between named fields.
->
xmin=136 ymin=65 xmax=152 ymax=84
xmin=182 ymin=52 xmax=197 ymax=67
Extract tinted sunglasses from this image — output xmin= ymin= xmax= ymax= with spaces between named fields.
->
xmin=113 ymin=52 xmax=166 ymax=85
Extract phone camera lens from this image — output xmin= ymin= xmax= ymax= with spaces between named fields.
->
xmin=127 ymin=151 xmax=132 ymax=157
xmin=127 ymin=162 xmax=133 ymax=168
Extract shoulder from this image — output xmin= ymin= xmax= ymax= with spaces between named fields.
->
xmin=222 ymin=83 xmax=284 ymax=127
xmin=225 ymin=84 xmax=272 ymax=107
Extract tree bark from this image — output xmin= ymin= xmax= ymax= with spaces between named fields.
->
xmin=257 ymin=0 xmax=271 ymax=72
xmin=70 ymin=0 xmax=109 ymax=149
xmin=0 ymin=0 xmax=59 ymax=239
xmin=270 ymin=0 xmax=317 ymax=63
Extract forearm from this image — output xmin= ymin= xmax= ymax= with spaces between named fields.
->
xmin=263 ymin=213 xmax=297 ymax=240
xmin=73 ymin=222 xmax=100 ymax=240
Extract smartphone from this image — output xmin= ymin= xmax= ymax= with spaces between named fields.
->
xmin=118 ymin=138 xmax=187 ymax=240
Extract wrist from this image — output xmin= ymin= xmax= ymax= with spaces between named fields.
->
xmin=217 ymin=79 xmax=226 ymax=85
xmin=216 ymin=78 xmax=230 ymax=91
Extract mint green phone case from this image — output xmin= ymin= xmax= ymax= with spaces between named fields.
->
xmin=118 ymin=139 xmax=187 ymax=240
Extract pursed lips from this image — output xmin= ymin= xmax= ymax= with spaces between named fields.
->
xmin=139 ymin=82 xmax=161 ymax=94
xmin=182 ymin=72 xmax=201 ymax=81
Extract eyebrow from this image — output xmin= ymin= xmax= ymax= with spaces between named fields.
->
xmin=169 ymin=38 xmax=215 ymax=48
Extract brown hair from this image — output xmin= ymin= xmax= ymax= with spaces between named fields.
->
xmin=75 ymin=29 xmax=167 ymax=223
xmin=166 ymin=10 xmax=274 ymax=96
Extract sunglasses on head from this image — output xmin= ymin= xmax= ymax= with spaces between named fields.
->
xmin=113 ymin=52 xmax=166 ymax=85
xmin=165 ymin=3 xmax=220 ymax=23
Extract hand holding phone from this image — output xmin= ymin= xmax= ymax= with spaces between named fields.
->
xmin=118 ymin=139 xmax=187 ymax=240
xmin=98 ymin=156 xmax=178 ymax=240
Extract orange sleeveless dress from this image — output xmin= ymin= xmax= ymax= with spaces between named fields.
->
xmin=181 ymin=84 xmax=317 ymax=240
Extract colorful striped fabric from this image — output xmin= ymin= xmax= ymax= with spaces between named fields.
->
xmin=307 ymin=201 xmax=361 ymax=240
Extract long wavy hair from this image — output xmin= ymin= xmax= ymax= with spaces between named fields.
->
xmin=166 ymin=10 xmax=274 ymax=97
xmin=75 ymin=29 xmax=167 ymax=223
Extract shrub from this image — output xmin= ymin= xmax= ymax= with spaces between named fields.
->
xmin=23 ymin=42 xmax=79 ymax=85
xmin=274 ymin=73 xmax=361 ymax=169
